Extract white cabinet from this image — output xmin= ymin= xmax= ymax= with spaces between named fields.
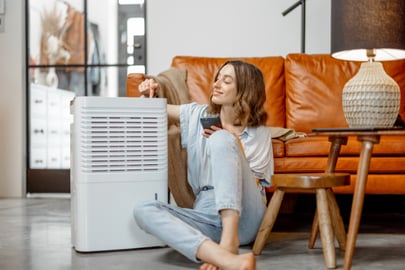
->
xmin=29 ymin=84 xmax=75 ymax=169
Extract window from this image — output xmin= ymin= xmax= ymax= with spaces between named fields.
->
xmin=26 ymin=0 xmax=146 ymax=193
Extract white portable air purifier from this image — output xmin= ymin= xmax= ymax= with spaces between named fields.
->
xmin=70 ymin=96 xmax=168 ymax=252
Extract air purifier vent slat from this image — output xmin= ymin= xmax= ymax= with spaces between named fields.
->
xmin=73 ymin=98 xmax=167 ymax=174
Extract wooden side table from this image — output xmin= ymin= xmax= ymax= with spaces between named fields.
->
xmin=253 ymin=173 xmax=350 ymax=269
xmin=312 ymin=128 xmax=405 ymax=270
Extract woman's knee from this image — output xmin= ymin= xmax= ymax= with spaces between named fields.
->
xmin=133 ymin=200 xmax=160 ymax=229
xmin=208 ymin=130 xmax=238 ymax=151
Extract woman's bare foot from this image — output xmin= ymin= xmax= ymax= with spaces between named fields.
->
xmin=220 ymin=237 xmax=240 ymax=255
xmin=200 ymin=262 xmax=218 ymax=270
xmin=200 ymin=252 xmax=256 ymax=270
xmin=198 ymin=209 xmax=255 ymax=270
xmin=199 ymin=237 xmax=240 ymax=270
xmin=234 ymin=252 xmax=256 ymax=270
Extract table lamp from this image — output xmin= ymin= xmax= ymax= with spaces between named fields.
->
xmin=331 ymin=0 xmax=405 ymax=128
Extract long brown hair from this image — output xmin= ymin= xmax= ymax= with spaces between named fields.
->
xmin=207 ymin=60 xmax=267 ymax=127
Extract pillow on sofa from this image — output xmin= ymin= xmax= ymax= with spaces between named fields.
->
xmin=171 ymin=55 xmax=286 ymax=128
xmin=285 ymin=54 xmax=405 ymax=133
xmin=285 ymin=54 xmax=359 ymax=133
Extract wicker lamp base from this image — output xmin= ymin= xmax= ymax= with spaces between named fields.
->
xmin=342 ymin=61 xmax=400 ymax=128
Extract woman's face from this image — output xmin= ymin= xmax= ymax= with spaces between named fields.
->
xmin=211 ymin=64 xmax=238 ymax=106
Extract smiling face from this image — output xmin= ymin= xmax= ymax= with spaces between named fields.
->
xmin=211 ymin=64 xmax=238 ymax=106
xmin=207 ymin=60 xmax=267 ymax=127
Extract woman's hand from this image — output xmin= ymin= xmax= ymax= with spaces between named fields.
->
xmin=138 ymin=78 xmax=160 ymax=98
xmin=202 ymin=125 xmax=222 ymax=138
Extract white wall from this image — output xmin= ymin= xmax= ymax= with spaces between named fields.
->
xmin=0 ymin=0 xmax=331 ymax=197
xmin=0 ymin=0 xmax=26 ymax=197
xmin=147 ymin=0 xmax=331 ymax=74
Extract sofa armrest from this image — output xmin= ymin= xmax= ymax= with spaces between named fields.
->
xmin=126 ymin=73 xmax=145 ymax=97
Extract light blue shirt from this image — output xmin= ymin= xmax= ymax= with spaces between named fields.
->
xmin=180 ymin=103 xmax=274 ymax=194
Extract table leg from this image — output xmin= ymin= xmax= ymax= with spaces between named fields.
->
xmin=316 ymin=188 xmax=336 ymax=269
xmin=343 ymin=135 xmax=380 ymax=270
xmin=309 ymin=136 xmax=348 ymax=249
xmin=326 ymin=136 xmax=348 ymax=173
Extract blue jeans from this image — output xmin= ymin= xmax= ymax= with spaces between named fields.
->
xmin=133 ymin=130 xmax=267 ymax=262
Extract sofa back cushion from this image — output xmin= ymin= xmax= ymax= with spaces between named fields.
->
xmin=383 ymin=59 xmax=405 ymax=122
xmin=171 ymin=56 xmax=286 ymax=127
xmin=285 ymin=54 xmax=405 ymax=133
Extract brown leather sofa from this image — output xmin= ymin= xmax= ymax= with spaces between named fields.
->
xmin=127 ymin=54 xmax=405 ymax=198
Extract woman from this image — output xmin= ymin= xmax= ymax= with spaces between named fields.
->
xmin=134 ymin=60 xmax=273 ymax=270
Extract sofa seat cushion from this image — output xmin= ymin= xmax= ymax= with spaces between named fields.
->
xmin=333 ymin=174 xmax=405 ymax=194
xmin=271 ymin=139 xmax=284 ymax=158
xmin=283 ymin=135 xmax=405 ymax=157
xmin=267 ymin=174 xmax=405 ymax=194
xmin=274 ymin=156 xmax=405 ymax=174
xmin=284 ymin=136 xmax=331 ymax=157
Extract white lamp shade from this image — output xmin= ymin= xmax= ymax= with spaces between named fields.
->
xmin=333 ymin=49 xmax=405 ymax=62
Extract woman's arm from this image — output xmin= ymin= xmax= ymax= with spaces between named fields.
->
xmin=138 ymin=78 xmax=181 ymax=123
